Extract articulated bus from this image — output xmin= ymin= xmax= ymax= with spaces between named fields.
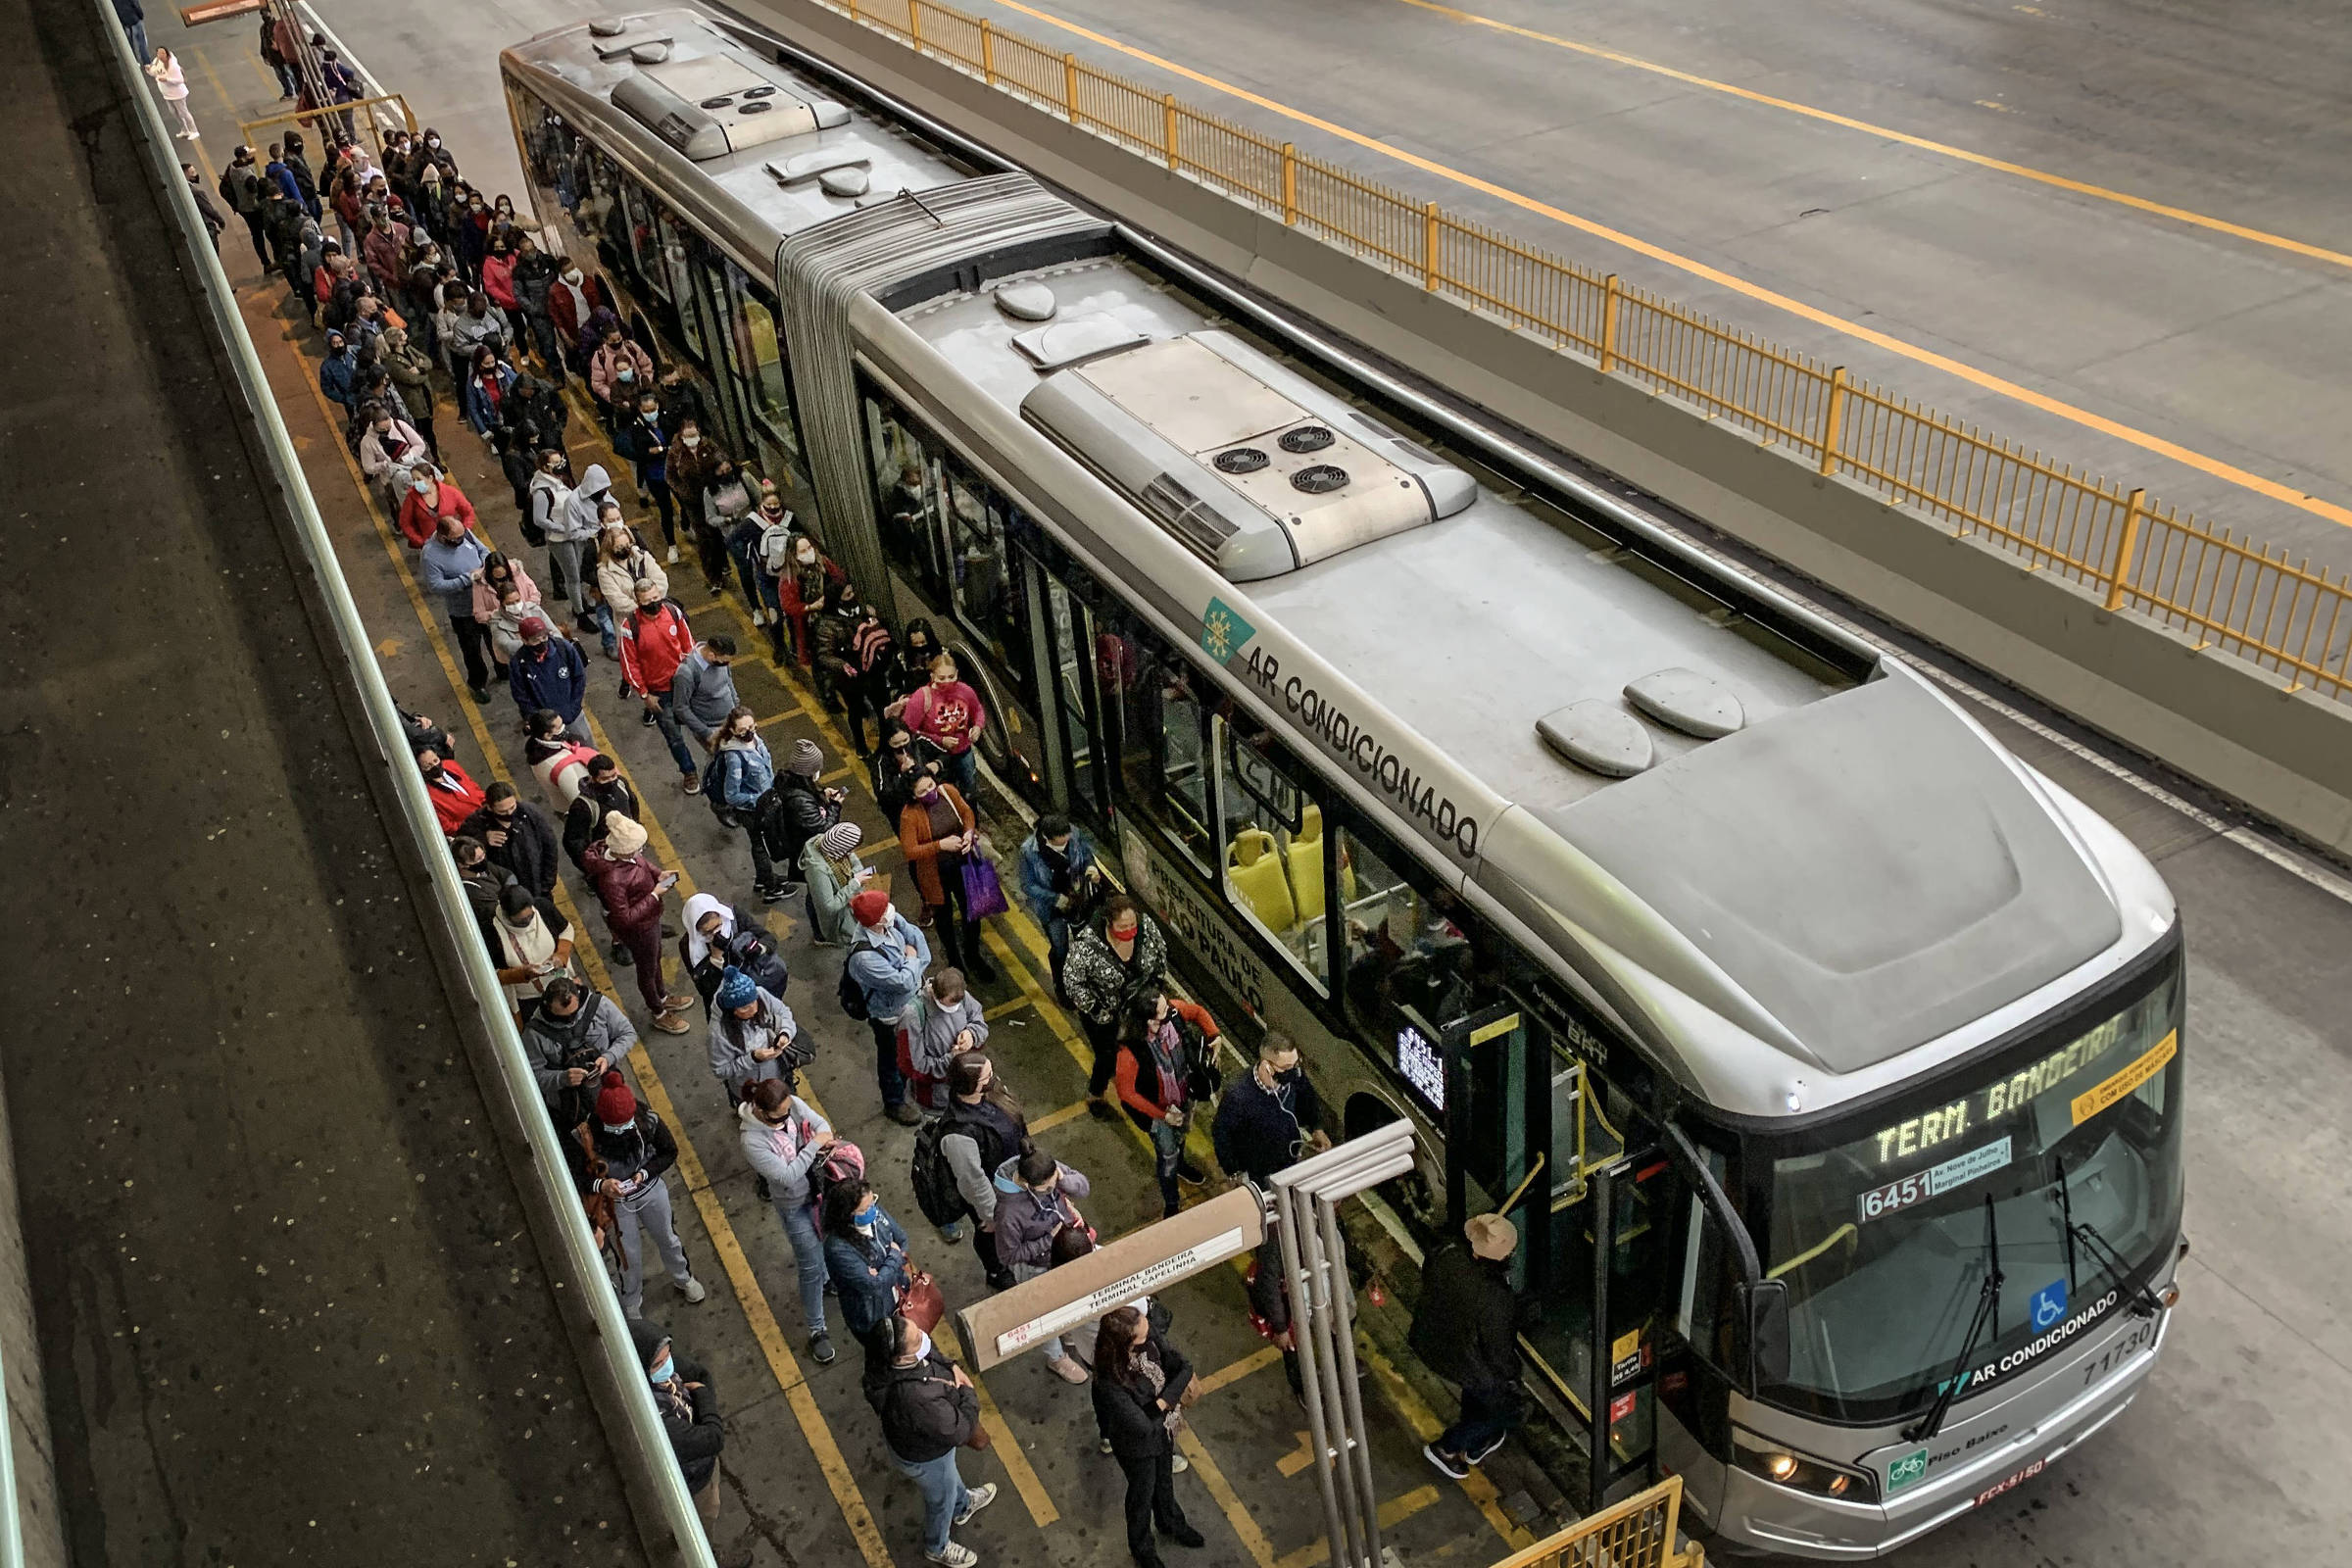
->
xmin=501 ymin=10 xmax=2187 ymax=1553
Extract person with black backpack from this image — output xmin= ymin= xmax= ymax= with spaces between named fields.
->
xmin=522 ymin=976 xmax=634 ymax=1187
xmin=910 ymin=1054 xmax=1029 ymax=1291
xmin=761 ymin=737 xmax=840 ymax=906
xmin=679 ymin=894 xmax=789 ymax=1018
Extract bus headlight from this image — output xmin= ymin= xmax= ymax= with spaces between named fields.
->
xmin=1731 ymin=1430 xmax=1879 ymax=1502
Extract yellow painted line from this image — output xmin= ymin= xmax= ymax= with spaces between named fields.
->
xmin=932 ymin=1319 xmax=1061 ymax=1527
xmin=1387 ymin=0 xmax=2352 ymax=273
xmin=982 ymin=995 xmax=1037 ymax=1022
xmin=1027 ymin=1097 xmax=1093 ymax=1134
xmin=1176 ymin=1425 xmax=1281 ymax=1568
xmin=1274 ymin=1486 xmax=1443 ymax=1568
xmin=757 ymin=705 xmax=809 ymax=728
xmin=978 ymin=0 xmax=2352 ymax=531
xmin=821 ymin=764 xmax=858 ymax=783
xmin=1356 ymin=1338 xmax=1531 ymax=1552
xmin=279 ymin=319 xmax=899 ymax=1568
xmin=1275 ymin=1428 xmax=1316 ymax=1479
xmin=1194 ymin=1345 xmax=1283 ymax=1398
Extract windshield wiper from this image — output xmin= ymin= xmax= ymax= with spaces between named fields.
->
xmin=1903 ymin=1194 xmax=2002 ymax=1443
xmin=2052 ymin=1155 xmax=2161 ymax=1317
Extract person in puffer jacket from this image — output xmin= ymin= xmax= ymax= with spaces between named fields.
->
xmin=989 ymin=1147 xmax=1094 ymax=1385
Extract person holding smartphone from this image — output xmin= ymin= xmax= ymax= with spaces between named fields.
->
xmin=581 ymin=811 xmax=695 ymax=1032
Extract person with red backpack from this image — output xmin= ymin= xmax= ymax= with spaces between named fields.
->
xmin=617 ymin=578 xmax=702 ymax=790
xmin=737 ymin=1079 xmax=840 ymax=1366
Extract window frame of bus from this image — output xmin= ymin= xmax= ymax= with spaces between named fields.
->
xmin=1212 ymin=713 xmax=1331 ymax=995
xmin=858 ymin=379 xmax=953 ymax=606
xmin=731 ymin=262 xmax=801 ymax=466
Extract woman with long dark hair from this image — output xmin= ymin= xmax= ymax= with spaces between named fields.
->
xmin=1091 ymin=1305 xmax=1203 ymax=1567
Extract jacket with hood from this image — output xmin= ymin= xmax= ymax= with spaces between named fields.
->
xmin=627 ymin=1320 xmax=723 ymax=1492
xmin=422 ymin=758 xmax=486 ymax=835
xmin=597 ymin=545 xmax=669 ymax=624
xmin=669 ymin=652 xmax=739 ymax=746
xmin=563 ymin=773 xmax=641 ymax=867
xmin=865 ymin=1343 xmax=977 ymax=1464
xmin=380 ymin=331 xmax=436 ymax=416
xmin=707 ymin=988 xmax=804 ymax=1103
xmin=589 ymin=337 xmax=655 ymax=405
xmin=846 ymin=910 xmax=930 ymax=1024
xmin=799 ymin=837 xmax=868 ymax=949
xmin=469 ymin=559 xmax=541 ymax=623
xmin=581 ymin=842 xmax=664 ymax=933
xmin=358 ymin=418 xmax=427 ymax=488
xmin=905 ymin=987 xmax=990 ymax=1104
xmin=734 ymin=1094 xmax=830 ymax=1208
xmin=991 ymin=1157 xmax=1092 ymax=1271
xmin=509 ymin=634 xmax=587 ymax=723
xmin=710 ymin=733 xmax=775 ymax=814
xmin=459 ymin=799 xmax=561 ymax=900
xmin=558 ymin=464 xmax=612 ymax=545
xmin=822 ymin=1200 xmax=910 ymax=1344
xmin=677 ymin=893 xmax=788 ymax=1009
xmin=938 ymin=1096 xmax=1024 ymax=1228
xmin=1018 ymin=828 xmax=1099 ymax=925
xmin=529 ymin=467 xmax=579 ymax=543
xmin=590 ymin=1106 xmax=678 ymax=1196
xmin=618 ymin=601 xmax=696 ymax=698
xmin=521 ymin=993 xmax=636 ymax=1120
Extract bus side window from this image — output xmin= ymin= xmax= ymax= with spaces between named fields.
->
xmin=1090 ymin=617 xmax=1211 ymax=870
xmin=1216 ymin=720 xmax=1329 ymax=993
xmin=860 ymin=391 xmax=948 ymax=602
xmin=939 ymin=453 xmax=1033 ymax=702
xmin=731 ymin=271 xmax=799 ymax=466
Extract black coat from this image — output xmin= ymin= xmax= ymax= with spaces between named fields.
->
xmin=461 ymin=800 xmax=561 ymax=899
xmin=865 ymin=1349 xmax=977 ymax=1463
xmin=662 ymin=1353 xmax=723 ymax=1491
xmin=1408 ymin=1245 xmax=1518 ymax=1390
xmin=563 ymin=775 xmax=642 ymax=867
xmin=1211 ymin=1069 xmax=1325 ymax=1190
xmin=761 ymin=771 xmax=835 ymax=861
xmin=1092 ymin=1333 xmax=1194 ymax=1460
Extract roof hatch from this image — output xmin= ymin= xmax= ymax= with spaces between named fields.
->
xmin=1020 ymin=330 xmax=1476 ymax=579
xmin=612 ymin=51 xmax=849 ymax=161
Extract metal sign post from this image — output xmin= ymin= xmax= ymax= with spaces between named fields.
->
xmin=1271 ymin=1122 xmax=1417 ymax=1568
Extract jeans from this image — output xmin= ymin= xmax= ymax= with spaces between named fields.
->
xmin=1043 ymin=914 xmax=1072 ymax=996
xmin=449 ymin=613 xmax=491 ymax=692
xmin=613 ymin=1177 xmax=691 ymax=1316
xmin=123 ymin=20 xmax=148 ymax=60
xmin=1148 ymin=1115 xmax=1185 ymax=1218
xmin=546 ymin=536 xmax=591 ymax=617
xmin=868 ymin=1016 xmax=908 ymax=1111
xmin=772 ymin=1195 xmax=831 ymax=1338
xmin=1083 ymin=1010 xmax=1120 ymax=1099
xmin=1436 ymin=1378 xmax=1523 ymax=1459
xmin=595 ymin=601 xmax=618 ymax=659
xmin=938 ymin=745 xmax=978 ymax=796
xmin=891 ymin=1447 xmax=969 ymax=1557
xmin=641 ymin=472 xmax=675 ymax=545
xmin=745 ymin=818 xmax=779 ymax=889
xmin=647 ymin=692 xmax=698 ymax=777
xmin=1118 ymin=1449 xmax=1190 ymax=1564
xmin=271 ymin=60 xmax=301 ymax=97
xmin=926 ymin=861 xmax=978 ymax=978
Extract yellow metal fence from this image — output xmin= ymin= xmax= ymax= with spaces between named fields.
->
xmin=1486 ymin=1476 xmax=1703 ymax=1568
xmin=820 ymin=0 xmax=2352 ymax=704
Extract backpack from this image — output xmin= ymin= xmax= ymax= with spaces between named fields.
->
xmin=851 ymin=617 xmax=895 ymax=675
xmin=836 ymin=932 xmax=885 ymax=1022
xmin=809 ymin=1139 xmax=867 ymax=1230
xmin=700 ymin=746 xmax=731 ymax=821
xmin=908 ymin=1115 xmax=968 ymax=1228
xmin=724 ymin=923 xmax=789 ymax=1000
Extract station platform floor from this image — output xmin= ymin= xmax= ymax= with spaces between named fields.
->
xmin=0 ymin=0 xmax=650 ymax=1562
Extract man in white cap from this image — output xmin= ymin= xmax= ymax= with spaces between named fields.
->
xmin=1410 ymin=1212 xmax=1524 ymax=1479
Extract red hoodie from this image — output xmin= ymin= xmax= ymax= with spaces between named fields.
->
xmin=422 ymin=758 xmax=486 ymax=835
xmin=619 ymin=602 xmax=695 ymax=696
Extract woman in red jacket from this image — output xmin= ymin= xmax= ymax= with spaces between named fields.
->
xmin=580 ymin=812 xmax=695 ymax=1032
xmin=481 ymin=234 xmax=523 ymax=352
xmin=397 ymin=464 xmax=476 ymax=548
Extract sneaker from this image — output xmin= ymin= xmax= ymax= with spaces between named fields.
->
xmin=1160 ymin=1522 xmax=1203 ymax=1547
xmin=467 ymin=684 xmax=491 ymax=704
xmin=610 ymin=943 xmax=634 ymax=967
xmin=660 ymin=993 xmax=697 ymax=1012
xmin=641 ymin=709 xmax=657 ymax=727
xmin=666 ymin=545 xmax=681 ymax=564
xmin=1465 ymin=1431 xmax=1507 ymax=1465
xmin=1171 ymin=1451 xmax=1191 ymax=1474
xmin=678 ymin=1275 xmax=709 ymax=1304
xmin=941 ymin=1220 xmax=966 ymax=1243
xmin=952 ymin=1483 xmax=997 ymax=1527
xmin=618 ymin=681 xmax=635 ymax=700
xmin=765 ymin=880 xmax=804 ymax=903
xmin=652 ymin=1012 xmax=691 ymax=1035
xmin=923 ymin=1545 xmax=976 ymax=1568
xmin=1423 ymin=1444 xmax=1470 ymax=1481
xmin=1177 ymin=1161 xmax=1208 ymax=1185
xmin=808 ymin=1330 xmax=835 ymax=1365
xmin=1048 ymin=1355 xmax=1089 ymax=1385
xmin=886 ymin=1102 xmax=923 ymax=1127
xmin=1100 ymin=1437 xmax=1114 ymax=1455
xmin=683 ymin=772 xmax=702 ymax=794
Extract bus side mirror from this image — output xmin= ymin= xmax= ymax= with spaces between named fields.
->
xmin=1744 ymin=1279 xmax=1789 ymax=1391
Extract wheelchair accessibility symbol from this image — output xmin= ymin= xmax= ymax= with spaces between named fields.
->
xmin=2030 ymin=1279 xmax=2069 ymax=1332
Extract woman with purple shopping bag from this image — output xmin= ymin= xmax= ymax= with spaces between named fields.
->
xmin=897 ymin=770 xmax=998 ymax=983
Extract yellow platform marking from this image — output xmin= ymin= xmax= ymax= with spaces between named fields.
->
xmin=1193 ymin=1345 xmax=1283 ymax=1399
xmin=982 ymin=0 xmax=2352 ymax=531
xmin=1274 ymin=1486 xmax=1443 ymax=1568
xmin=1027 ymin=1098 xmax=1094 ymax=1135
xmin=1276 ymin=1428 xmax=1317 ymax=1479
xmin=1177 ymin=1425 xmax=1281 ymax=1568
xmin=933 ymin=1319 xmax=1061 ymax=1527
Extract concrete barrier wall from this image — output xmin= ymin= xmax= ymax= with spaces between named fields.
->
xmin=735 ymin=0 xmax=2352 ymax=855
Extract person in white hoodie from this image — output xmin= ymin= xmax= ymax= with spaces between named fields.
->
xmin=531 ymin=448 xmax=592 ymax=625
xmin=737 ymin=1078 xmax=839 ymax=1365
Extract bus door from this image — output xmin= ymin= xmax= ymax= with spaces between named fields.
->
xmin=1035 ymin=572 xmax=1106 ymax=829
xmin=1441 ymin=1008 xmax=1676 ymax=1506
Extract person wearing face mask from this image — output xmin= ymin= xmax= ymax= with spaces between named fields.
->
xmin=1065 ymin=895 xmax=1171 ymax=1119
xmin=664 ymin=420 xmax=724 ymax=591
xmin=905 ymin=967 xmax=990 ymax=1121
xmin=991 ymin=1147 xmax=1096 ymax=1385
xmin=468 ymin=550 xmax=541 ymax=673
xmin=454 ymin=187 xmax=491 ymax=282
xmin=705 ymin=457 xmax=762 ymax=612
xmin=528 ymin=447 xmax=582 ymax=599
xmin=821 ymin=1180 xmax=915 ymax=1350
xmin=415 ymin=743 xmax=486 ymax=835
xmin=316 ymin=328 xmax=359 ymax=414
xmin=582 ymin=812 xmax=696 ymax=1031
xmin=903 ymin=653 xmax=989 ymax=797
xmin=593 ymin=513 xmax=666 ymax=665
xmin=521 ymin=977 xmax=628 ymax=1188
xmin=460 ymin=346 xmax=516 ymax=444
xmin=618 ymin=581 xmax=703 ymax=789
xmin=760 ymin=737 xmax=838 ymax=902
xmin=280 ymin=128 xmax=320 ymax=220
xmin=589 ymin=328 xmax=655 ymax=433
xmin=487 ymin=881 xmax=573 ymax=1025
xmin=709 ymin=707 xmax=794 ymax=900
xmin=1115 ymin=991 xmax=1218 ymax=1218
xmin=1091 ymin=1304 xmax=1205 ymax=1567
xmin=900 ymin=768 xmax=996 ymax=985
xmin=617 ymin=391 xmax=678 ymax=559
xmin=768 ymin=514 xmax=844 ymax=662
xmin=865 ymin=1311 xmax=996 ymax=1568
xmin=587 ymin=1070 xmax=709 ymax=1315
xmin=629 ymin=1320 xmax=753 ymax=1568
xmin=678 ymin=895 xmax=788 ymax=1018
xmin=737 ymin=1079 xmax=839 ymax=1366
xmin=1211 ymin=1032 xmax=1330 ymax=1189
xmin=933 ymin=1054 xmax=1027 ymax=1288
xmin=481 ymin=232 xmax=522 ymax=343
xmin=451 ymin=833 xmax=512 ymax=950
xmin=419 ymin=510 xmax=495 ymax=701
xmin=376 ymin=325 xmax=439 ymax=459
xmin=871 ymin=720 xmax=939 ymax=824
xmin=395 ymin=459 xmax=474 ymax=548
xmin=546 ymin=258 xmax=605 ymax=373
xmin=884 ymin=617 xmax=945 ymax=721
xmin=846 ymin=886 xmax=929 ymax=1127
xmin=803 ymin=821 xmax=875 ymax=949
xmin=460 ymin=778 xmax=560 ymax=900
xmin=812 ymin=580 xmax=892 ymax=755
xmin=655 ymin=360 xmax=709 ymax=433
xmin=356 ymin=400 xmax=428 ymax=509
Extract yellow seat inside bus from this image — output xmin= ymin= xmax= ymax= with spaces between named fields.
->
xmin=1227 ymin=828 xmax=1297 ymax=933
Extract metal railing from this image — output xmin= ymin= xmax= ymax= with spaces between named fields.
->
xmin=815 ymin=0 xmax=2352 ymax=705
xmin=1487 ymin=1476 xmax=1703 ymax=1568
xmin=97 ymin=8 xmax=711 ymax=1565
xmin=236 ymin=89 xmax=416 ymax=167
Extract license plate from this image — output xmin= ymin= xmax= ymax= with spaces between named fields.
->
xmin=1973 ymin=1458 xmax=2044 ymax=1508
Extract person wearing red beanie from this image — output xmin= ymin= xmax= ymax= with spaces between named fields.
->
xmin=843 ymin=884 xmax=928 ymax=1126
xmin=586 ymin=1068 xmax=707 ymax=1314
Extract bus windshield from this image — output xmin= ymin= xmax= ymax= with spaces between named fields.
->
xmin=1758 ymin=955 xmax=2183 ymax=1423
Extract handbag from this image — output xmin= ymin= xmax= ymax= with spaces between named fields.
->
xmin=899 ymin=1268 xmax=947 ymax=1333
xmin=960 ymin=857 xmax=1009 ymax=920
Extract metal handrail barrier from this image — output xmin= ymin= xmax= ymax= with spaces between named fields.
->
xmin=235 ymin=89 xmax=416 ymax=163
xmin=812 ymin=0 xmax=2352 ymax=705
xmin=1485 ymin=1476 xmax=1703 ymax=1568
xmin=95 ymin=10 xmax=712 ymax=1566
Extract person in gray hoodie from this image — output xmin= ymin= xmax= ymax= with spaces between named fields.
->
xmin=905 ymin=966 xmax=989 ymax=1118
xmin=991 ymin=1147 xmax=1094 ymax=1384
xmin=562 ymin=464 xmax=619 ymax=654
xmin=736 ymin=1078 xmax=839 ymax=1364
xmin=530 ymin=448 xmax=591 ymax=620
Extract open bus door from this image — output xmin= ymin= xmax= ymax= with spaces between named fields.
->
xmin=1438 ymin=1004 xmax=1688 ymax=1509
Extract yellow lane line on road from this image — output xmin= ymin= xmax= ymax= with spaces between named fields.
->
xmin=1388 ymin=0 xmax=2352 ymax=273
xmin=979 ymin=0 xmax=2352 ymax=531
